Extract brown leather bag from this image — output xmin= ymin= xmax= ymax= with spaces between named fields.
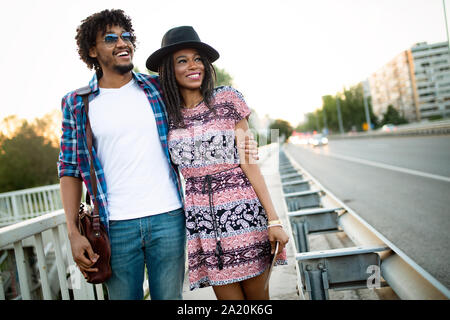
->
xmin=76 ymin=86 xmax=112 ymax=284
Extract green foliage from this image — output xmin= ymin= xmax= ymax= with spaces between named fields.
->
xmin=144 ymin=67 xmax=158 ymax=76
xmin=269 ymin=119 xmax=294 ymax=142
xmin=296 ymin=112 xmax=319 ymax=132
xmin=380 ymin=105 xmax=408 ymax=126
xmin=0 ymin=119 xmax=59 ymax=192
xmin=214 ymin=65 xmax=233 ymax=87
xmin=427 ymin=115 xmax=443 ymax=121
xmin=297 ymin=83 xmax=379 ymax=134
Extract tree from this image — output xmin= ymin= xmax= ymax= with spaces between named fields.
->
xmin=33 ymin=109 xmax=61 ymax=147
xmin=0 ymin=116 xmax=60 ymax=192
xmin=297 ymin=83 xmax=379 ymax=134
xmin=1 ymin=115 xmax=25 ymax=139
xmin=214 ymin=65 xmax=233 ymax=86
xmin=144 ymin=66 xmax=158 ymax=76
xmin=269 ymin=119 xmax=293 ymax=142
xmin=380 ymin=105 xmax=408 ymax=126
xmin=296 ymin=111 xmax=321 ymax=132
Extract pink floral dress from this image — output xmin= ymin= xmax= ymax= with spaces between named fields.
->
xmin=168 ymin=86 xmax=287 ymax=290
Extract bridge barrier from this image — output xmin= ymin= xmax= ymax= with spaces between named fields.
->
xmin=0 ymin=184 xmax=63 ymax=227
xmin=0 ymin=210 xmax=104 ymax=300
xmin=280 ymin=147 xmax=450 ymax=300
xmin=327 ymin=119 xmax=450 ymax=140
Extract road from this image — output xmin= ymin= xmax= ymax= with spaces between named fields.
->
xmin=284 ymin=135 xmax=450 ymax=289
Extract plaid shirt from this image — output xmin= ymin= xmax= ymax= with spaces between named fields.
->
xmin=57 ymin=71 xmax=184 ymax=233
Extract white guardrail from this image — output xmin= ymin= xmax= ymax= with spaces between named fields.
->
xmin=0 ymin=210 xmax=104 ymax=300
xmin=280 ymin=146 xmax=450 ymax=300
xmin=0 ymin=184 xmax=63 ymax=227
xmin=0 ymin=185 xmax=154 ymax=300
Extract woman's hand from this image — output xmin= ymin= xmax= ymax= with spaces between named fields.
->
xmin=238 ymin=134 xmax=259 ymax=162
xmin=268 ymin=226 xmax=289 ymax=257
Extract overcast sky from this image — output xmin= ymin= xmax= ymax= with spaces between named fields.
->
xmin=1 ymin=0 xmax=448 ymax=126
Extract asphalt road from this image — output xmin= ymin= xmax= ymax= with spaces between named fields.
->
xmin=285 ymin=135 xmax=450 ymax=289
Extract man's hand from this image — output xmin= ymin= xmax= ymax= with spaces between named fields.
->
xmin=60 ymin=177 xmax=99 ymax=278
xmin=68 ymin=232 xmax=99 ymax=278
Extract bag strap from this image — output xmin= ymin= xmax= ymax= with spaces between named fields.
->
xmin=76 ymin=85 xmax=101 ymax=235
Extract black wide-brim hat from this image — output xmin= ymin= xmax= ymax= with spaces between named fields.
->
xmin=146 ymin=26 xmax=220 ymax=72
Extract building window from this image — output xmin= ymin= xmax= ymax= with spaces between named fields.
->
xmin=420 ymin=106 xmax=439 ymax=112
xmin=434 ymin=59 xmax=448 ymax=65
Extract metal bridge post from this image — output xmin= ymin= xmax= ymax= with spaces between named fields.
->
xmin=291 ymin=219 xmax=309 ymax=253
xmin=303 ymin=266 xmax=330 ymax=300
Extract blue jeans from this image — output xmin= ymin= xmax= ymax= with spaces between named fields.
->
xmin=105 ymin=208 xmax=186 ymax=300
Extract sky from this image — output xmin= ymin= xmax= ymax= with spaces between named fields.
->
xmin=1 ymin=0 xmax=449 ymax=127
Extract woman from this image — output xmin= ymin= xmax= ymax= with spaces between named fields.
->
xmin=146 ymin=26 xmax=289 ymax=300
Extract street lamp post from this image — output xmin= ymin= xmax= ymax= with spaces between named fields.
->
xmin=443 ymin=0 xmax=450 ymax=54
xmin=315 ymin=111 xmax=320 ymax=132
xmin=363 ymin=80 xmax=372 ymax=131
xmin=336 ymin=96 xmax=344 ymax=134
xmin=443 ymin=0 xmax=450 ymax=118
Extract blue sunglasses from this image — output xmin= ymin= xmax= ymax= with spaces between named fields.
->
xmin=103 ymin=32 xmax=133 ymax=46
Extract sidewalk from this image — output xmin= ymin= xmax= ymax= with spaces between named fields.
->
xmin=182 ymin=147 xmax=301 ymax=300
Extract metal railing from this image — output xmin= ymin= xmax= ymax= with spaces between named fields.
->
xmin=328 ymin=119 xmax=450 ymax=139
xmin=0 ymin=184 xmax=62 ymax=227
xmin=0 ymin=210 xmax=104 ymax=300
xmin=280 ymin=146 xmax=450 ymax=300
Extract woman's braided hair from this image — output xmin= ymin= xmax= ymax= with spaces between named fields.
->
xmin=75 ymin=9 xmax=136 ymax=73
xmin=159 ymin=51 xmax=216 ymax=128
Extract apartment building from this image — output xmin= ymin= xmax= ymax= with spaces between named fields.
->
xmin=368 ymin=50 xmax=418 ymax=121
xmin=368 ymin=41 xmax=450 ymax=122
xmin=412 ymin=41 xmax=450 ymax=119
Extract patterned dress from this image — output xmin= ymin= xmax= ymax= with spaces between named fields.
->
xmin=168 ymin=86 xmax=287 ymax=290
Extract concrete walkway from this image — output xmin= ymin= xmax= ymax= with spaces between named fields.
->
xmin=182 ymin=146 xmax=301 ymax=300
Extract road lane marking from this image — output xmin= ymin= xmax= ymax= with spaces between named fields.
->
xmin=323 ymin=152 xmax=450 ymax=183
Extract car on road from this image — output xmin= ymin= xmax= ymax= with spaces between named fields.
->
xmin=381 ymin=124 xmax=397 ymax=132
xmin=308 ymin=134 xmax=328 ymax=147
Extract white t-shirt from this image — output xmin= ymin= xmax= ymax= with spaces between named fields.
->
xmin=88 ymin=78 xmax=182 ymax=220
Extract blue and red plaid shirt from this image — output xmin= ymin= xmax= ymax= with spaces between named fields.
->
xmin=57 ymin=71 xmax=184 ymax=233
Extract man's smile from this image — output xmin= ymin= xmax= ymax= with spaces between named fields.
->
xmin=115 ymin=50 xmax=130 ymax=58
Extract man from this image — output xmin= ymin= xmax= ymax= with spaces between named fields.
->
xmin=58 ymin=9 xmax=258 ymax=300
